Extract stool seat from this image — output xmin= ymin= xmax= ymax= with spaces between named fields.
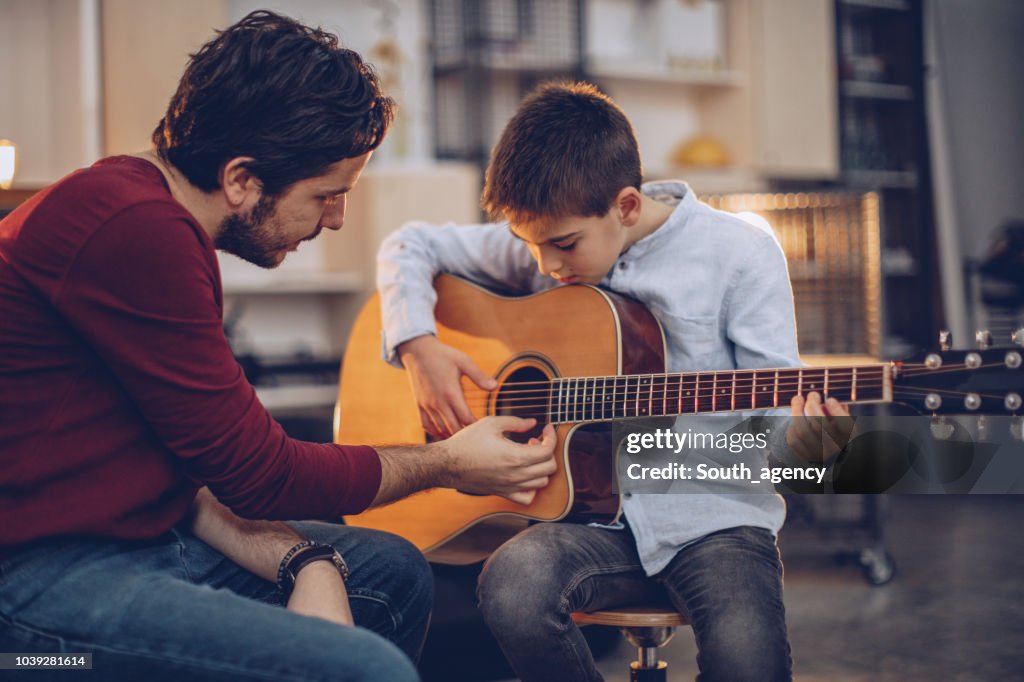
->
xmin=572 ymin=604 xmax=689 ymax=681
xmin=572 ymin=606 xmax=687 ymax=628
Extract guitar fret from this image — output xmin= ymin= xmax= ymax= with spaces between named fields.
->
xmin=852 ymin=367 xmax=857 ymax=402
xmin=730 ymin=372 xmax=736 ymax=411
xmin=600 ymin=377 xmax=606 ymax=420
xmin=582 ymin=377 xmax=588 ymax=421
xmin=796 ymin=370 xmax=802 ymax=399
xmin=824 ymin=368 xmax=829 ymax=398
xmin=751 ymin=372 xmax=757 ymax=409
xmin=774 ymin=370 xmax=780 ymax=407
xmin=575 ymin=378 xmax=582 ymax=422
xmin=677 ymin=373 xmax=684 ymax=415
xmin=622 ymin=376 xmax=631 ymax=418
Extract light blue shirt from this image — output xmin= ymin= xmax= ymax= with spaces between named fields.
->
xmin=377 ymin=181 xmax=801 ymax=575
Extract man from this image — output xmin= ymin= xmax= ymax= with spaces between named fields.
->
xmin=0 ymin=11 xmax=555 ymax=681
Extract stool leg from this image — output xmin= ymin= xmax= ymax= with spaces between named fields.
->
xmin=629 ymin=647 xmax=668 ymax=681
xmin=622 ymin=626 xmax=676 ymax=682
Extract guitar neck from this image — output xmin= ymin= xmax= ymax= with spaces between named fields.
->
xmin=547 ymin=364 xmax=892 ymax=424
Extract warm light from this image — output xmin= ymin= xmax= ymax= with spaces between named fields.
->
xmin=0 ymin=140 xmax=16 ymax=190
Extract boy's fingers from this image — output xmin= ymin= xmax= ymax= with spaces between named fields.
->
xmin=451 ymin=397 xmax=477 ymax=430
xmin=460 ymin=356 xmax=498 ymax=391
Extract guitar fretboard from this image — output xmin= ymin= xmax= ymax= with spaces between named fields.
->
xmin=544 ymin=365 xmax=890 ymax=424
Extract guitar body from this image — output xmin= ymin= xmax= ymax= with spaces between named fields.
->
xmin=338 ymin=274 xmax=665 ymax=560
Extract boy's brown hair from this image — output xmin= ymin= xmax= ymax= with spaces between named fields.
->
xmin=481 ymin=81 xmax=642 ymax=227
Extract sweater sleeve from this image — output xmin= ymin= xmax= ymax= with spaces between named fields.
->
xmin=54 ymin=203 xmax=381 ymax=519
xmin=376 ymin=220 xmax=551 ymax=365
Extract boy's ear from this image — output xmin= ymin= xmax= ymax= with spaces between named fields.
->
xmin=616 ymin=187 xmax=644 ymax=227
xmin=220 ymin=157 xmax=261 ymax=208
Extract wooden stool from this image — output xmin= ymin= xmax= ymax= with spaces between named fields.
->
xmin=572 ymin=605 xmax=688 ymax=682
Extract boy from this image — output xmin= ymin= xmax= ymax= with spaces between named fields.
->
xmin=378 ymin=81 xmax=848 ymax=681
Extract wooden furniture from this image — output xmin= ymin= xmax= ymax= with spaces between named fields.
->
xmin=573 ymin=604 xmax=689 ymax=682
xmin=834 ymin=0 xmax=940 ymax=357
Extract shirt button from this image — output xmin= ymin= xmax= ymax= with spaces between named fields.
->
xmin=619 ymin=261 xmax=628 ymax=270
xmin=623 ymin=492 xmax=633 ymax=499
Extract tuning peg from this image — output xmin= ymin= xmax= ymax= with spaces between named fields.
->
xmin=977 ymin=415 xmax=989 ymax=440
xmin=938 ymin=330 xmax=952 ymax=351
xmin=1012 ymin=329 xmax=1024 ymax=347
xmin=930 ymin=416 xmax=954 ymax=440
xmin=976 ymin=330 xmax=992 ymax=349
xmin=1012 ymin=417 xmax=1024 ymax=442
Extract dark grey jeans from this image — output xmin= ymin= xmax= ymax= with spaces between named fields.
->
xmin=477 ymin=523 xmax=792 ymax=682
xmin=0 ymin=522 xmax=431 ymax=681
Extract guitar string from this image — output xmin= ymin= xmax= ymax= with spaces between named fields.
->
xmin=442 ymin=360 xmax=1013 ymax=400
xmin=448 ymin=361 xmax=999 ymax=394
xmin=452 ymin=384 xmax=1013 ymax=414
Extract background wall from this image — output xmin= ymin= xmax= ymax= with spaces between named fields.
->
xmin=928 ymin=0 xmax=1024 ymax=262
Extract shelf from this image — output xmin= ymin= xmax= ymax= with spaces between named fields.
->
xmin=587 ymin=57 xmax=743 ymax=88
xmin=839 ymin=0 xmax=911 ymax=11
xmin=841 ymin=80 xmax=914 ymax=100
xmin=843 ymin=169 xmax=918 ymax=188
xmin=222 ymin=271 xmax=365 ymax=296
xmin=648 ymin=166 xmax=768 ymax=195
xmin=255 ymin=384 xmax=338 ymax=411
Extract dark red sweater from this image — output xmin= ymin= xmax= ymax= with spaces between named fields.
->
xmin=0 ymin=157 xmax=381 ymax=548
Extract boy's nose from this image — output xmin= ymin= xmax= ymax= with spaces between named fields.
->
xmin=536 ymin=250 xmax=560 ymax=276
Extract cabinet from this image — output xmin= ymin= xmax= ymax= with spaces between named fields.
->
xmin=833 ymin=0 xmax=939 ymax=357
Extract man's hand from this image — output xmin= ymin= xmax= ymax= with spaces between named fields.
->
xmin=287 ymin=562 xmax=354 ymax=627
xmin=787 ymin=392 xmax=855 ymax=462
xmin=397 ymin=335 xmax=496 ymax=439
xmin=373 ymin=416 xmax=558 ymax=507
xmin=190 ymin=488 xmax=353 ymax=626
xmin=442 ymin=417 xmax=558 ymax=505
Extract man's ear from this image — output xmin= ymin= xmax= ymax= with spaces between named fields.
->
xmin=220 ymin=157 xmax=261 ymax=208
xmin=616 ymin=187 xmax=643 ymax=227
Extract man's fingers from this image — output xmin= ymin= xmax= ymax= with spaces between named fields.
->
xmin=515 ymin=476 xmax=551 ymax=491
xmin=504 ymin=490 xmax=537 ymax=506
xmin=491 ymin=415 xmax=538 ymax=432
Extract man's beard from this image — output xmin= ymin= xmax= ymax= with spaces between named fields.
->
xmin=215 ymin=193 xmax=286 ymax=269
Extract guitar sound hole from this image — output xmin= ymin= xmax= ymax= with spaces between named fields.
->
xmin=495 ymin=365 xmax=550 ymax=444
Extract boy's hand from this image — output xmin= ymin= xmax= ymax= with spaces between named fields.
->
xmin=397 ymin=335 xmax=497 ymax=439
xmin=787 ymin=392 xmax=855 ymax=462
xmin=440 ymin=417 xmax=558 ymax=505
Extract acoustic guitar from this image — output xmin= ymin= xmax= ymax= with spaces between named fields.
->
xmin=336 ymin=274 xmax=1023 ymax=562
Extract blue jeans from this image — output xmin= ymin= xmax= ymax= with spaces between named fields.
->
xmin=477 ymin=523 xmax=792 ymax=682
xmin=0 ymin=522 xmax=431 ymax=681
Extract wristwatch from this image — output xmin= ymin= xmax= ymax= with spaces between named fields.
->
xmin=276 ymin=541 xmax=349 ymax=599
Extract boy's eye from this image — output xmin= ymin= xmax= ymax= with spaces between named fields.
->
xmin=322 ymin=193 xmax=344 ymax=206
xmin=553 ymin=241 xmax=576 ymax=252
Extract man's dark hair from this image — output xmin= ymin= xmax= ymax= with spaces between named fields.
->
xmin=481 ymin=81 xmax=642 ymax=224
xmin=152 ymin=10 xmax=394 ymax=196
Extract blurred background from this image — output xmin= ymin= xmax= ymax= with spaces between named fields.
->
xmin=1 ymin=1 xmax=1023 ymax=680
